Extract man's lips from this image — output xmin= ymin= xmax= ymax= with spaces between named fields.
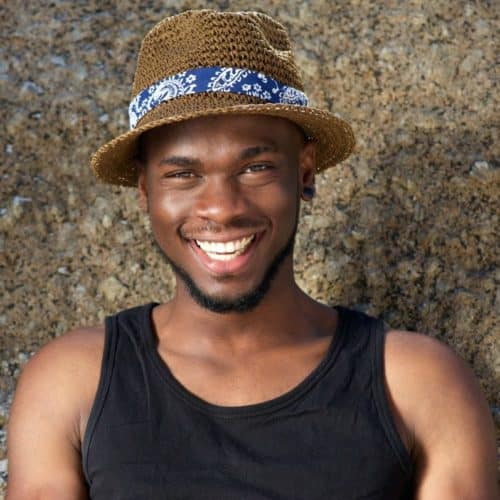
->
xmin=188 ymin=232 xmax=263 ymax=274
xmin=194 ymin=234 xmax=255 ymax=260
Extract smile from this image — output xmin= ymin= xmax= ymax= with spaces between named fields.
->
xmin=195 ymin=235 xmax=256 ymax=261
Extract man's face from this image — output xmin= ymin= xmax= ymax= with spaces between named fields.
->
xmin=138 ymin=114 xmax=315 ymax=313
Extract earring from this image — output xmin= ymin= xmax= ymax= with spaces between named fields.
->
xmin=302 ymin=185 xmax=316 ymax=201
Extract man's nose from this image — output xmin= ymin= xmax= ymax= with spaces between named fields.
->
xmin=193 ymin=177 xmax=250 ymax=224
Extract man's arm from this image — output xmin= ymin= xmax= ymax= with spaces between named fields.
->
xmin=6 ymin=328 xmax=103 ymax=499
xmin=385 ymin=330 xmax=498 ymax=499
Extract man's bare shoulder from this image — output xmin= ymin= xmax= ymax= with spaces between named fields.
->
xmin=11 ymin=324 xmax=105 ymax=430
xmin=383 ymin=329 xmax=498 ymax=498
xmin=7 ymin=326 xmax=105 ymax=499
xmin=383 ymin=329 xmax=490 ymax=409
xmin=384 ymin=328 xmax=473 ymax=385
xmin=18 ymin=325 xmax=105 ymax=388
xmin=383 ymin=328 xmax=491 ymax=436
xmin=15 ymin=325 xmax=105 ymax=423
xmin=37 ymin=324 xmax=105 ymax=356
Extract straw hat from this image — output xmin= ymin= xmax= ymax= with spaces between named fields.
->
xmin=91 ymin=9 xmax=355 ymax=186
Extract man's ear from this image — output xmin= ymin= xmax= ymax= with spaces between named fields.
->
xmin=299 ymin=140 xmax=316 ymax=201
xmin=136 ymin=160 xmax=149 ymax=213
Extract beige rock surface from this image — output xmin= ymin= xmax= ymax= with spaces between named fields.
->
xmin=1 ymin=0 xmax=499 ymax=492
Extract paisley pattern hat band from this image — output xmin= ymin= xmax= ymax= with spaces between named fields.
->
xmin=129 ymin=66 xmax=309 ymax=129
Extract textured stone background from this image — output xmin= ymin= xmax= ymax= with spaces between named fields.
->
xmin=1 ymin=0 xmax=498 ymax=492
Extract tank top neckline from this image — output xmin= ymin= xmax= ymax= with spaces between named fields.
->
xmin=142 ymin=302 xmax=349 ymax=419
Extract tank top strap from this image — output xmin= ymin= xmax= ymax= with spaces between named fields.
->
xmin=336 ymin=306 xmax=412 ymax=476
xmin=371 ymin=315 xmax=413 ymax=475
xmin=82 ymin=302 xmax=158 ymax=484
xmin=82 ymin=312 xmax=119 ymax=485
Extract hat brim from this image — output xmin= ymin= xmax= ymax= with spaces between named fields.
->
xmin=91 ymin=102 xmax=355 ymax=186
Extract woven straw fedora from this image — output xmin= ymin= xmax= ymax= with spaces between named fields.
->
xmin=91 ymin=9 xmax=355 ymax=186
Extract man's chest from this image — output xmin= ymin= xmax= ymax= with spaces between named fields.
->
xmin=156 ymin=335 xmax=334 ymax=407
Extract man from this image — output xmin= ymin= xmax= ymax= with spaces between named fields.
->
xmin=6 ymin=9 xmax=497 ymax=500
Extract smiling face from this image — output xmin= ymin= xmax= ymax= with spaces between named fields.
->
xmin=138 ymin=114 xmax=316 ymax=313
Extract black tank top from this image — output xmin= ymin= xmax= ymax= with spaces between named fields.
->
xmin=83 ymin=303 xmax=414 ymax=499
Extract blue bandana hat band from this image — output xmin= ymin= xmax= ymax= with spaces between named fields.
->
xmin=128 ymin=66 xmax=309 ymax=129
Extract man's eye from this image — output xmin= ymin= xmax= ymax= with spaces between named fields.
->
xmin=165 ymin=171 xmax=195 ymax=179
xmin=244 ymin=164 xmax=272 ymax=173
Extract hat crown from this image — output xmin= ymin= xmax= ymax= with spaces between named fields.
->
xmin=132 ymin=10 xmax=304 ymax=97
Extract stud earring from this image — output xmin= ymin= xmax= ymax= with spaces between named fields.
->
xmin=302 ymin=185 xmax=316 ymax=200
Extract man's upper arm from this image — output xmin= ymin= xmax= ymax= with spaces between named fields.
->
xmin=6 ymin=329 xmax=103 ymax=499
xmin=385 ymin=331 xmax=498 ymax=499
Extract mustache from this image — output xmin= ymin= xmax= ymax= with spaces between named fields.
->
xmin=180 ymin=218 xmax=264 ymax=238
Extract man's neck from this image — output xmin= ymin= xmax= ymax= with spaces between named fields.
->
xmin=152 ymin=278 xmax=336 ymax=359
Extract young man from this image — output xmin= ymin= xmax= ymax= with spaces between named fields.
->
xmin=7 ymin=10 xmax=498 ymax=500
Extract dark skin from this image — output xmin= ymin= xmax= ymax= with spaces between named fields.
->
xmin=7 ymin=115 xmax=499 ymax=499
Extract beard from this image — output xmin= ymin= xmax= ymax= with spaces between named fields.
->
xmin=154 ymin=224 xmax=297 ymax=314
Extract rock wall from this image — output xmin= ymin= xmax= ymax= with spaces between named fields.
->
xmin=1 ymin=0 xmax=498 ymax=490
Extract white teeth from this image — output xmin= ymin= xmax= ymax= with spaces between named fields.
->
xmin=205 ymin=252 xmax=238 ymax=261
xmin=195 ymin=235 xmax=255 ymax=260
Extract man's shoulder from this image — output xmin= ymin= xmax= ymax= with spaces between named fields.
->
xmin=15 ymin=325 xmax=106 ymax=410
xmin=28 ymin=325 xmax=105 ymax=371
xmin=8 ymin=326 xmax=106 ymax=498
xmin=383 ymin=328 xmax=483 ymax=418
xmin=383 ymin=328 xmax=476 ymax=394
xmin=382 ymin=329 xmax=496 ymax=491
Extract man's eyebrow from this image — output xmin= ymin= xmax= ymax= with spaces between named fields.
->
xmin=239 ymin=144 xmax=278 ymax=160
xmin=158 ymin=145 xmax=279 ymax=166
xmin=158 ymin=156 xmax=201 ymax=167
